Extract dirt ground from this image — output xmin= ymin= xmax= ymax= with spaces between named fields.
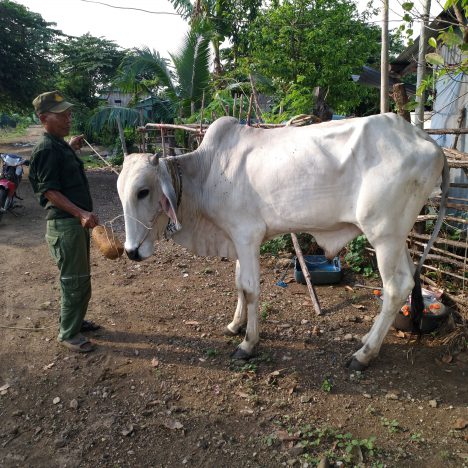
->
xmin=0 ymin=127 xmax=467 ymax=468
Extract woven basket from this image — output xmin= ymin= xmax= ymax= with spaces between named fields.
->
xmin=92 ymin=225 xmax=124 ymax=260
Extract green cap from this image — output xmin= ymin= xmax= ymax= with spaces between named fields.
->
xmin=32 ymin=90 xmax=73 ymax=114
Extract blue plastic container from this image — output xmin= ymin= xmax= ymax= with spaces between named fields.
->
xmin=294 ymin=255 xmax=342 ymax=285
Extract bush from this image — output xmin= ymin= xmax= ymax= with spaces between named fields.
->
xmin=344 ymin=235 xmax=376 ymax=277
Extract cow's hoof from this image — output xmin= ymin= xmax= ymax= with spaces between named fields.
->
xmin=230 ymin=347 xmax=252 ymax=360
xmin=224 ymin=326 xmax=239 ymax=336
xmin=346 ymin=356 xmax=369 ymax=371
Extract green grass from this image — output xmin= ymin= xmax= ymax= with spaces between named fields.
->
xmin=0 ymin=126 xmax=28 ymax=143
xmin=80 ymin=154 xmax=107 ymax=169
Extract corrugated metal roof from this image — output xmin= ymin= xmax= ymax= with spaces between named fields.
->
xmin=352 ymin=65 xmax=416 ymax=95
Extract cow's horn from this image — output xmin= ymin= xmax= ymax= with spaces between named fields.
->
xmin=149 ymin=154 xmax=160 ymax=166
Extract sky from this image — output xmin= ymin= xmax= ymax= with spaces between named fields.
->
xmin=15 ymin=0 xmax=444 ymax=58
xmin=15 ymin=0 xmax=190 ymax=58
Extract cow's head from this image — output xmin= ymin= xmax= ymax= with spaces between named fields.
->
xmin=117 ymin=153 xmax=180 ymax=261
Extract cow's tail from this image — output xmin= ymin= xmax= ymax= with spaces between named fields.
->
xmin=411 ymin=153 xmax=450 ymax=331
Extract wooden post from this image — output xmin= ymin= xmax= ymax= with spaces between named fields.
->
xmin=246 ymin=94 xmax=254 ymax=126
xmin=249 ymin=74 xmax=263 ymax=122
xmin=291 ymin=233 xmax=322 ymax=316
xmin=200 ymin=90 xmax=205 ymax=135
xmin=452 ymin=108 xmax=466 ymax=150
xmin=392 ymin=83 xmax=411 ymax=122
xmin=380 ymin=0 xmax=389 ymax=113
xmin=238 ymin=94 xmax=244 ymax=122
xmin=160 ymin=127 xmax=166 ymax=158
xmin=116 ymin=114 xmax=128 ymax=157
xmin=233 ymin=94 xmax=237 ymax=117
xmin=415 ymin=0 xmax=431 ymax=128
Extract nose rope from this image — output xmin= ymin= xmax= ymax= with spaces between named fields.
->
xmin=107 ymin=212 xmax=161 ymax=251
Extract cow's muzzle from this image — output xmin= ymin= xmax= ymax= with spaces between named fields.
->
xmin=126 ymin=248 xmax=143 ymax=262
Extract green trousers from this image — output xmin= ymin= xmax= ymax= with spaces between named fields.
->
xmin=46 ymin=218 xmax=91 ymax=341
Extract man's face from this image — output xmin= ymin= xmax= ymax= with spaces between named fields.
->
xmin=39 ymin=109 xmax=72 ymax=138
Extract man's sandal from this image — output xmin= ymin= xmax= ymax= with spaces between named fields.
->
xmin=58 ymin=334 xmax=95 ymax=353
xmin=80 ymin=320 xmax=101 ymax=332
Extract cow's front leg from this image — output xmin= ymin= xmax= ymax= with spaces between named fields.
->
xmin=231 ymin=246 xmax=261 ymax=360
xmin=225 ymin=260 xmax=247 ymax=335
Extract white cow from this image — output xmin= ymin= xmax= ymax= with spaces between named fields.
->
xmin=117 ymin=113 xmax=449 ymax=370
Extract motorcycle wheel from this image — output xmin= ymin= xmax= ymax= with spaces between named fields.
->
xmin=0 ymin=189 xmax=7 ymax=223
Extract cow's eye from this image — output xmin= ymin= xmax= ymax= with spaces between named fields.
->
xmin=137 ymin=189 xmax=149 ymax=200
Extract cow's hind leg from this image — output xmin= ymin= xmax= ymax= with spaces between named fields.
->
xmin=361 ymin=249 xmax=416 ymax=346
xmin=348 ymin=242 xmax=414 ymax=370
xmin=225 ymin=260 xmax=247 ymax=336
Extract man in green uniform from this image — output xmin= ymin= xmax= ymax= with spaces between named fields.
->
xmin=29 ymin=91 xmax=100 ymax=353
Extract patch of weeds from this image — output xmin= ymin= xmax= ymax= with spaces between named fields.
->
xmin=80 ymin=154 xmax=106 ymax=169
xmin=230 ymin=361 xmax=258 ymax=374
xmin=240 ymin=362 xmax=258 ymax=373
xmin=345 ymin=235 xmax=377 ymax=277
xmin=321 ymin=377 xmax=333 ymax=393
xmin=294 ymin=425 xmax=380 ymax=465
xmin=439 ymin=449 xmax=455 ymax=461
xmin=261 ymin=302 xmax=271 ymax=321
xmin=264 ymin=433 xmax=277 ymax=447
xmin=260 ymin=236 xmax=289 ymax=256
xmin=205 ymin=348 xmax=218 ymax=358
xmin=381 ymin=417 xmax=401 ymax=433
xmin=410 ymin=432 xmax=423 ymax=444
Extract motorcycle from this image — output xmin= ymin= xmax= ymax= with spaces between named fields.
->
xmin=0 ymin=153 xmax=30 ymax=223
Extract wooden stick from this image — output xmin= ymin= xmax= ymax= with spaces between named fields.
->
xmin=392 ymin=83 xmax=410 ymax=122
xmin=143 ymin=123 xmax=205 ymax=134
xmin=249 ymin=74 xmax=263 ymax=123
xmin=427 ymin=128 xmax=468 ymax=135
xmin=246 ymin=94 xmax=254 ymax=126
xmin=238 ymin=94 xmax=244 ymax=122
xmin=160 ymin=127 xmax=166 ymax=158
xmin=233 ymin=94 xmax=237 ymax=117
xmin=452 ymin=108 xmax=466 ymax=150
xmin=290 ymin=233 xmax=322 ymax=316
xmin=200 ymin=90 xmax=205 ymax=135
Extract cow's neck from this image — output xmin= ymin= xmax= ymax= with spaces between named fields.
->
xmin=163 ymin=156 xmax=183 ymax=209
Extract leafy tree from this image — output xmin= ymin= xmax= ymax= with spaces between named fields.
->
xmin=242 ymin=0 xmax=381 ymax=115
xmin=54 ymin=34 xmax=126 ymax=110
xmin=168 ymin=0 xmax=262 ymax=75
xmin=0 ymin=0 xmax=60 ymax=112
xmin=398 ymin=1 xmax=467 ymax=99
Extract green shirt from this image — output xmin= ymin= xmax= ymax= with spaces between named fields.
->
xmin=29 ymin=132 xmax=93 ymax=220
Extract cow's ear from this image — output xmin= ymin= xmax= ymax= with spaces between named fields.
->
xmin=149 ymin=154 xmax=159 ymax=166
xmin=158 ymin=160 xmax=181 ymax=231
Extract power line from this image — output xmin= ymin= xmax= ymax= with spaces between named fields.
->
xmin=80 ymin=0 xmax=181 ymax=16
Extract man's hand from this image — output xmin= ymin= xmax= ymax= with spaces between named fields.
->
xmin=79 ymin=210 xmax=99 ymax=229
xmin=69 ymin=134 xmax=85 ymax=151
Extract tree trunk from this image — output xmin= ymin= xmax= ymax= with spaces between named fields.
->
xmin=415 ymin=0 xmax=431 ymax=129
xmin=116 ymin=114 xmax=128 ymax=157
xmin=392 ymin=83 xmax=411 ymax=122
xmin=380 ymin=0 xmax=389 ymax=113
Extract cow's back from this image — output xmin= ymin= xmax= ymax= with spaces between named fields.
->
xmin=197 ymin=114 xmax=443 ymax=233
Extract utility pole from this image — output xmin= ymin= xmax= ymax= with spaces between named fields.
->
xmin=415 ymin=0 xmax=432 ymax=129
xmin=380 ymin=0 xmax=389 ymax=113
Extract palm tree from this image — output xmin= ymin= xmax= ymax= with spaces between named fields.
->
xmin=87 ymin=27 xmax=211 ymax=156
xmin=116 ymin=27 xmax=211 ymax=118
xmin=168 ymin=0 xmax=230 ymax=75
